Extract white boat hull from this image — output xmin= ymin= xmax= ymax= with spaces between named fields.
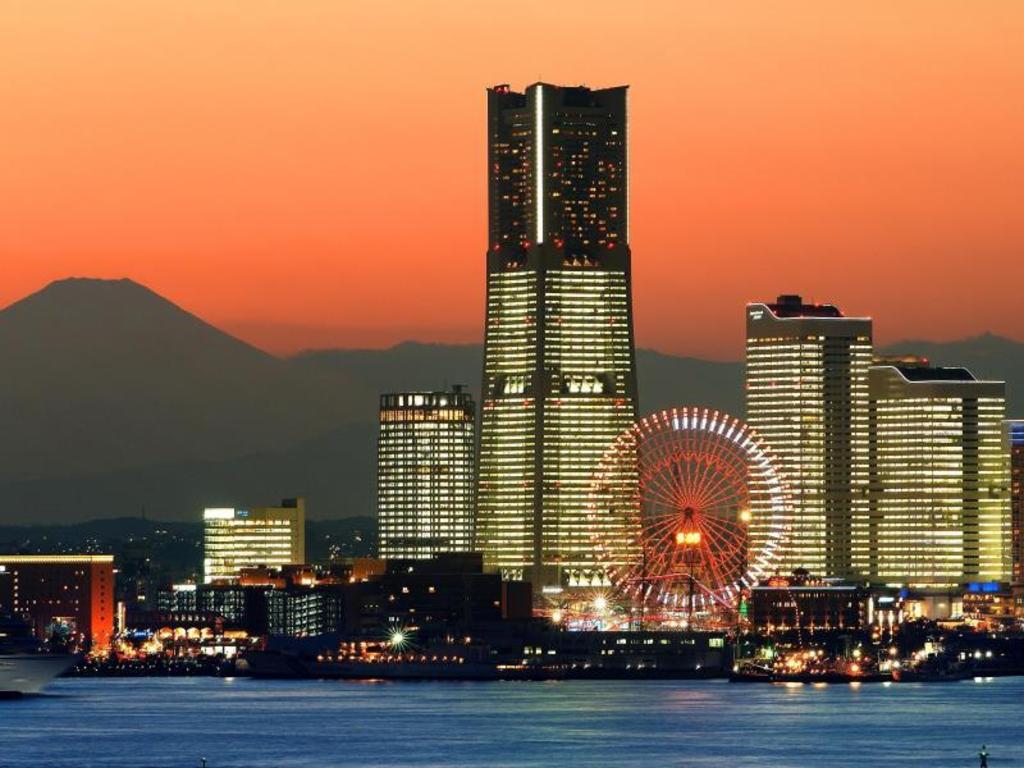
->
xmin=0 ymin=654 xmax=78 ymax=695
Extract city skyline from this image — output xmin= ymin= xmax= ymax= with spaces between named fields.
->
xmin=5 ymin=5 xmax=1024 ymax=766
xmin=4 ymin=3 xmax=1024 ymax=360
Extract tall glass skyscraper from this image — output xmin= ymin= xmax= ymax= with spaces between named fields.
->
xmin=856 ymin=363 xmax=1011 ymax=585
xmin=745 ymin=295 xmax=873 ymax=579
xmin=377 ymin=387 xmax=476 ymax=559
xmin=477 ymin=83 xmax=639 ymax=587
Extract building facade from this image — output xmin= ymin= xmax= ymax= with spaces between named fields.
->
xmin=477 ymin=82 xmax=639 ymax=587
xmin=377 ymin=387 xmax=476 ymax=559
xmin=856 ymin=363 xmax=1011 ymax=585
xmin=745 ymin=295 xmax=872 ymax=579
xmin=203 ymin=498 xmax=306 ymax=583
xmin=1009 ymin=420 xmax=1024 ymax=584
xmin=749 ymin=572 xmax=868 ymax=631
xmin=0 ymin=554 xmax=114 ymax=649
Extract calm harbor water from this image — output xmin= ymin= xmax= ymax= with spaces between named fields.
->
xmin=2 ymin=676 xmax=1022 ymax=767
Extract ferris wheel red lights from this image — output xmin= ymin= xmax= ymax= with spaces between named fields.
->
xmin=587 ymin=407 xmax=789 ymax=621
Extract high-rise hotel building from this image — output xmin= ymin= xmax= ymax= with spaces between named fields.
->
xmin=203 ymin=498 xmax=306 ymax=583
xmin=856 ymin=362 xmax=1011 ymax=585
xmin=377 ymin=387 xmax=476 ymax=559
xmin=745 ymin=295 xmax=872 ymax=579
xmin=1009 ymin=420 xmax=1024 ymax=583
xmin=477 ymin=83 xmax=639 ymax=586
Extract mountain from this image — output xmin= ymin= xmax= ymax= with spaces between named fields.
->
xmin=0 ymin=278 xmax=370 ymax=482
xmin=0 ymin=278 xmax=1018 ymax=525
xmin=879 ymin=334 xmax=1024 ymax=393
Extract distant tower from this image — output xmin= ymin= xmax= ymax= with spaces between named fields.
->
xmin=377 ymin=387 xmax=476 ymax=559
xmin=1008 ymin=420 xmax=1024 ymax=583
xmin=476 ymin=83 xmax=639 ymax=586
xmin=859 ymin=363 xmax=1011 ymax=583
xmin=745 ymin=295 xmax=872 ymax=578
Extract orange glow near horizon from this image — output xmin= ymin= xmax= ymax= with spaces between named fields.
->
xmin=2 ymin=2 xmax=1023 ymax=359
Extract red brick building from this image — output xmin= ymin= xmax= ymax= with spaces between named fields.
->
xmin=0 ymin=555 xmax=114 ymax=650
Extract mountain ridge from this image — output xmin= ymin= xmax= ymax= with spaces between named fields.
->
xmin=0 ymin=277 xmax=1020 ymax=524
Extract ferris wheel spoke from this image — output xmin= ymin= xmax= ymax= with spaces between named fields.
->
xmin=693 ymin=530 xmax=732 ymax=594
xmin=692 ymin=477 xmax=746 ymax=518
xmin=641 ymin=478 xmax=688 ymax=515
xmin=645 ymin=464 xmax=686 ymax=507
xmin=689 ymin=452 xmax=743 ymax=511
xmin=696 ymin=513 xmax=745 ymax=555
xmin=694 ymin=481 xmax=748 ymax=523
xmin=644 ymin=509 xmax=684 ymax=532
xmin=647 ymin=468 xmax=694 ymax=513
xmin=692 ymin=497 xmax=747 ymax=589
xmin=671 ymin=458 xmax=704 ymax=511
xmin=643 ymin=523 xmax=685 ymax=559
xmin=696 ymin=438 xmax=743 ymax=506
xmin=689 ymin=452 xmax=720 ymax=507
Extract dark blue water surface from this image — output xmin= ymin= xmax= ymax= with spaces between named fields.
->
xmin=2 ymin=676 xmax=1021 ymax=767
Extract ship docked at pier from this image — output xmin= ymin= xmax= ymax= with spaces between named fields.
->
xmin=0 ymin=615 xmax=79 ymax=696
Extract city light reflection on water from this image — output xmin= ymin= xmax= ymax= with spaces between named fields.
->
xmin=2 ymin=676 xmax=1022 ymax=767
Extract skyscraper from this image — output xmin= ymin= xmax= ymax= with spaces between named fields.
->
xmin=377 ymin=387 xmax=476 ymax=559
xmin=477 ymin=83 xmax=639 ymax=586
xmin=856 ymin=362 xmax=1011 ymax=584
xmin=203 ymin=498 xmax=306 ymax=583
xmin=745 ymin=295 xmax=872 ymax=578
xmin=1006 ymin=419 xmax=1024 ymax=583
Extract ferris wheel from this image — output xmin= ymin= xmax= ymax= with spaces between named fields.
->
xmin=587 ymin=407 xmax=789 ymax=621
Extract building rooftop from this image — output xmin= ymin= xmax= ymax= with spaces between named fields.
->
xmin=894 ymin=365 xmax=977 ymax=382
xmin=766 ymin=294 xmax=844 ymax=318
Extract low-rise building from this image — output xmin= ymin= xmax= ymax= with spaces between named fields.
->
xmin=749 ymin=571 xmax=868 ymax=632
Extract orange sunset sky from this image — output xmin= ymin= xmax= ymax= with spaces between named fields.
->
xmin=2 ymin=1 xmax=1023 ymax=359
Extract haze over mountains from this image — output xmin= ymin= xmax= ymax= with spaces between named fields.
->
xmin=0 ymin=278 xmax=1020 ymax=525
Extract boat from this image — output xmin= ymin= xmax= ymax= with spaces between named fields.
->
xmin=730 ymin=655 xmax=890 ymax=684
xmin=0 ymin=615 xmax=79 ymax=697
xmin=729 ymin=661 xmax=773 ymax=682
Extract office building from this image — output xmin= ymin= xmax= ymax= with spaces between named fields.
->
xmin=1009 ymin=420 xmax=1024 ymax=583
xmin=377 ymin=387 xmax=476 ymax=558
xmin=0 ymin=554 xmax=114 ymax=649
xmin=745 ymin=295 xmax=872 ymax=578
xmin=477 ymin=82 xmax=639 ymax=587
xmin=855 ymin=362 xmax=1011 ymax=585
xmin=203 ymin=498 xmax=306 ymax=583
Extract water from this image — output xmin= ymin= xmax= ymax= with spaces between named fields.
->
xmin=2 ymin=676 xmax=1021 ymax=767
